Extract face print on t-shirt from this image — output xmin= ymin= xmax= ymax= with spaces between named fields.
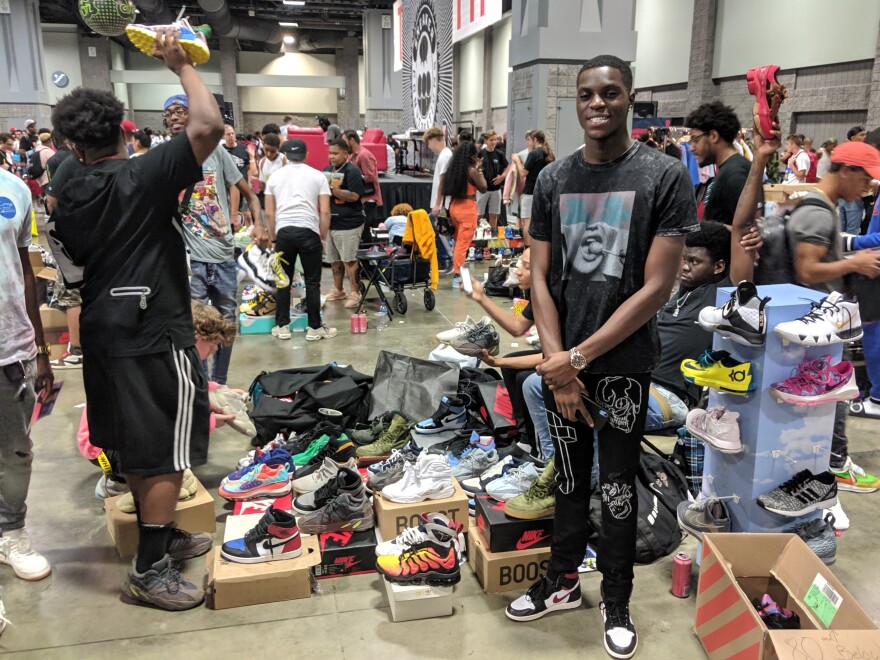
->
xmin=559 ymin=191 xmax=633 ymax=282
xmin=181 ymin=167 xmax=227 ymax=239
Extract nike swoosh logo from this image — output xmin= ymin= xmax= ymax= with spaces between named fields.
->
xmin=516 ymin=533 xmax=550 ymax=550
xmin=552 ymin=587 xmax=577 ymax=604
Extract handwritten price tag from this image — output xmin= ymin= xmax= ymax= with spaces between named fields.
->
xmin=804 ymin=573 xmax=842 ymax=627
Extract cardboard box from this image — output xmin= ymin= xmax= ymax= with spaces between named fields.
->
xmin=105 ymin=479 xmax=217 ymax=558
xmin=374 ymin=527 xmax=454 ymax=621
xmin=469 ymin=527 xmax=552 ymax=594
xmin=205 ymin=535 xmax=320 ymax=610
xmin=239 ymin=313 xmax=275 ymax=334
xmin=313 ymin=528 xmax=377 ymax=578
xmin=474 ymin=493 xmax=553 ymax=553
xmin=28 ymin=250 xmax=44 ymax=272
xmin=373 ymin=480 xmax=469 ymax=540
xmin=695 ymin=533 xmax=880 ymax=659
xmin=232 ymin=493 xmax=293 ymax=515
xmin=40 ymin=304 xmax=68 ymax=331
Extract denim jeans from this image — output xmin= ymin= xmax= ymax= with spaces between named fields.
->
xmin=863 ymin=321 xmax=880 ymax=401
xmin=645 ymin=383 xmax=689 ymax=432
xmin=274 ymin=226 xmax=324 ymax=330
xmin=190 ymin=259 xmax=238 ymax=384
xmin=0 ymin=359 xmax=36 ymax=531
xmin=839 ymin=198 xmax=864 ymax=235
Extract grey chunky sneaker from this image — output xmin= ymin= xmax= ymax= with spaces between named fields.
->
xmin=126 ymin=555 xmax=204 ymax=611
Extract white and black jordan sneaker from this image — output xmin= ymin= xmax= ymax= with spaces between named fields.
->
xmin=220 ymin=508 xmax=302 ymax=564
xmin=774 ymin=291 xmax=862 ymax=347
xmin=601 ymin=596 xmax=638 ymax=659
xmin=505 ymin=572 xmax=581 ymax=622
xmin=698 ymin=280 xmax=769 ymax=346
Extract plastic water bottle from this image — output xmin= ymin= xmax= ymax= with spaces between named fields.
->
xmin=376 ymin=302 xmax=390 ymax=331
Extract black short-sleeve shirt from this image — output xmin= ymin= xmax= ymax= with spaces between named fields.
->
xmin=324 ymin=162 xmax=366 ymax=231
xmin=49 ymin=135 xmax=204 ymax=357
xmin=703 ymin=153 xmax=752 ymax=225
xmin=480 ymin=147 xmax=509 ymax=191
xmin=523 ymin=148 xmax=547 ymax=195
xmin=529 ymin=142 xmax=699 ymax=374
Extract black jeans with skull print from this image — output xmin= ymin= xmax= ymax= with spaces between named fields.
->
xmin=542 ymin=371 xmax=651 ymax=604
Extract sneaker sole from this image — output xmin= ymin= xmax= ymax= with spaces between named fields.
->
xmin=775 ymin=327 xmax=864 ymax=346
xmin=505 ymin=595 xmax=582 ymax=622
xmin=503 ymin=505 xmax=555 ymax=520
xmin=125 ymin=584 xmax=204 ymax=611
xmin=380 ymin=484 xmax=455 ymax=504
xmin=835 ymin=481 xmax=879 ymax=493
xmin=378 ymin=568 xmax=461 ymax=586
xmin=698 ymin=318 xmax=765 ymax=347
xmin=1 ymin=559 xmax=51 ymax=581
xmin=769 ymin=381 xmax=859 ymax=406
xmin=757 ymin=495 xmax=837 ymax=517
xmin=50 ymin=362 xmax=83 ymax=369
xmin=414 ymin=419 xmax=467 ymax=435
xmin=306 ymin=334 xmax=336 ymax=341
xmin=125 ymin=25 xmax=211 ymax=64
xmin=220 ymin=547 xmax=302 ymax=564
xmin=218 ymin=481 xmax=291 ymax=500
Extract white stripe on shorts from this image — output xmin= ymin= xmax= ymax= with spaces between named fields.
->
xmin=172 ymin=349 xmax=195 ymax=471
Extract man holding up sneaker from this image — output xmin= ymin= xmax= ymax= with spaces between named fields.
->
xmin=507 ymin=56 xmax=698 ymax=659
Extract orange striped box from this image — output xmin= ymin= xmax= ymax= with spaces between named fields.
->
xmin=695 ymin=533 xmax=880 ymax=659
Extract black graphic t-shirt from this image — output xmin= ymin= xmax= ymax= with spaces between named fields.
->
xmin=323 ymin=162 xmax=366 ymax=231
xmin=479 ymin=147 xmax=509 ymax=191
xmin=529 ymin=142 xmax=699 ymax=374
xmin=223 ymin=143 xmax=251 ymax=180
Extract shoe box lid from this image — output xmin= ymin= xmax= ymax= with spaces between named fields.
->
xmin=105 ymin=477 xmax=216 ymax=559
xmin=468 ymin=526 xmax=552 ymax=594
xmin=239 ymin=313 xmax=276 ymax=334
xmin=473 ymin=494 xmax=553 ymax=553
xmin=312 ymin=529 xmax=377 ymax=579
xmin=373 ymin=480 xmax=469 ymax=541
xmin=695 ymin=533 xmax=880 ymax=659
xmin=206 ymin=535 xmax=321 ymax=610
xmin=233 ymin=493 xmax=293 ymax=516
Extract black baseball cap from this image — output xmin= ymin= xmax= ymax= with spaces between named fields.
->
xmin=280 ymin=138 xmax=307 ymax=161
xmin=847 ymin=126 xmax=867 ymax=140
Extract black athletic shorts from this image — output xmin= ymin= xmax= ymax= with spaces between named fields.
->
xmin=83 ymin=343 xmax=210 ymax=476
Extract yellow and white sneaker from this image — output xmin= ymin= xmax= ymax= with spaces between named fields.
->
xmin=126 ymin=18 xmax=211 ymax=65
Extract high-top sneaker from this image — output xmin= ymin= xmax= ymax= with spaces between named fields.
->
xmin=296 ymin=490 xmax=374 ymax=534
xmin=293 ymin=466 xmax=364 ymax=514
xmin=505 ymin=457 xmax=556 ymax=520
xmin=774 ymin=291 xmax=862 ymax=346
xmin=415 ymin=396 xmax=467 ymax=434
xmin=368 ymin=439 xmax=422 ymax=475
xmin=368 ymin=445 xmax=423 ymax=491
xmin=349 ymin=411 xmax=395 ymax=445
xmin=381 ymin=455 xmax=455 ymax=503
xmin=685 ymin=407 xmax=742 ymax=453
xmin=506 ymin=571 xmax=581 ymax=622
xmin=601 ymin=588 xmax=638 ymax=659
xmin=698 ymin=280 xmax=770 ymax=346
xmin=356 ymin=413 xmax=415 ymax=458
xmin=293 ymin=434 xmax=356 ymax=478
xmin=375 ymin=522 xmax=461 ymax=585
xmin=236 ymin=244 xmax=277 ymax=294
xmin=221 ymin=509 xmax=302 ymax=564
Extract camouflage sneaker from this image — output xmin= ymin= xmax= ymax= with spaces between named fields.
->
xmin=126 ymin=555 xmax=204 ymax=611
xmin=504 ymin=457 xmax=556 ymax=520
xmin=356 ymin=413 xmax=415 ymax=458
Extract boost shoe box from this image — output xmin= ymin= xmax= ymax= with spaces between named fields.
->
xmin=373 ymin=480 xmax=469 ymax=541
xmin=473 ymin=494 xmax=553 ymax=553
xmin=105 ymin=478 xmax=217 ymax=559
xmin=313 ymin=529 xmax=377 ymax=579
xmin=469 ymin=527 xmax=552 ymax=594
xmin=695 ymin=533 xmax=880 ymax=659
xmin=206 ymin=535 xmax=320 ymax=610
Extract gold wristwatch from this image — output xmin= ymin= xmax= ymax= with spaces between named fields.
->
xmin=569 ymin=347 xmax=588 ymax=371
xmin=36 ymin=343 xmax=52 ymax=356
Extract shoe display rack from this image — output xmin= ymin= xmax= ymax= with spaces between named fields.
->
xmin=702 ymin=283 xmax=841 ymax=533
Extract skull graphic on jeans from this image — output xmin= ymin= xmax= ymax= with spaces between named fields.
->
xmin=411 ymin=1 xmax=438 ymax=130
xmin=595 ymin=376 xmax=642 ymax=433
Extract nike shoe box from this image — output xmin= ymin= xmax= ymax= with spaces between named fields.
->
xmin=205 ymin=534 xmax=321 ymax=610
xmin=105 ymin=478 xmax=217 ymax=559
xmin=374 ymin=528 xmax=454 ymax=622
xmin=313 ymin=529 xmax=377 ymax=579
xmin=232 ymin=493 xmax=293 ymax=515
xmin=469 ymin=527 xmax=552 ymax=594
xmin=473 ymin=494 xmax=553 ymax=553
xmin=373 ymin=480 xmax=469 ymax=541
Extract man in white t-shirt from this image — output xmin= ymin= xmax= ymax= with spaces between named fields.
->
xmin=0 ymin=168 xmax=54 ymax=587
xmin=784 ymin=134 xmax=811 ymax=183
xmin=264 ymin=138 xmax=335 ymax=342
xmin=424 ymin=126 xmax=453 ymax=271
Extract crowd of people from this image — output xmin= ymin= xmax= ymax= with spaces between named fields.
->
xmin=4 ymin=26 xmax=880 ymax=659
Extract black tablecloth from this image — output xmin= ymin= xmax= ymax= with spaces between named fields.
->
xmin=379 ymin=174 xmax=433 ymax=214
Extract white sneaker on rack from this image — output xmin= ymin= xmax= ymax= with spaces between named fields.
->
xmin=774 ymin=292 xmax=862 ymax=346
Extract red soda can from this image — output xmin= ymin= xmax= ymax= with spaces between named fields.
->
xmin=350 ymin=314 xmax=359 ymax=334
xmin=671 ymin=552 xmax=692 ymax=598
xmin=358 ymin=312 xmax=367 ymax=333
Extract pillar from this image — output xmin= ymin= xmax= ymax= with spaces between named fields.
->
xmin=685 ymin=0 xmax=719 ymax=115
xmin=0 ymin=0 xmax=51 ymax=128
xmin=363 ymin=9 xmax=403 ymax=133
xmin=219 ymin=37 xmax=241 ymax=131
xmin=335 ymin=36 xmax=360 ymax=131
xmin=481 ymin=25 xmax=493 ymax=132
xmin=78 ymin=37 xmax=112 ymax=93
xmin=866 ymin=18 xmax=880 ymax=131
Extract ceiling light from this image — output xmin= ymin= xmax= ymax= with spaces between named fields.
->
xmin=279 ymin=21 xmax=299 ymax=26
xmin=283 ymin=35 xmax=296 ymax=45
xmin=282 ymin=1 xmax=305 ymax=5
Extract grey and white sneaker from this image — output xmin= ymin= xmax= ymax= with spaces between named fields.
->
xmin=293 ymin=457 xmax=358 ymax=494
xmin=436 ymin=315 xmax=491 ymax=343
xmin=126 ymin=555 xmax=204 ymax=611
xmin=450 ymin=323 xmax=500 ymax=358
xmin=296 ymin=491 xmax=375 ymax=534
xmin=167 ymin=526 xmax=214 ymax=561
xmin=486 ymin=462 xmax=541 ymax=502
xmin=676 ymin=498 xmax=732 ymax=541
xmin=452 ymin=448 xmax=500 ymax=481
xmin=460 ymin=455 xmax=516 ymax=494
xmin=784 ymin=513 xmax=837 ymax=565
xmin=757 ymin=470 xmax=838 ymax=517
xmin=306 ymin=324 xmax=338 ymax=341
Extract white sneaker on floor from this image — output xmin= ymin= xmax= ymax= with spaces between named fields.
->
xmin=0 ymin=528 xmax=51 ymax=581
xmin=306 ymin=325 xmax=338 ymax=341
xmin=271 ymin=325 xmax=292 ymax=340
xmin=823 ymin=500 xmax=850 ymax=531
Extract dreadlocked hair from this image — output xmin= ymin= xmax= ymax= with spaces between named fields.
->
xmin=52 ymin=88 xmax=124 ymax=150
xmin=441 ymin=140 xmax=478 ymax=199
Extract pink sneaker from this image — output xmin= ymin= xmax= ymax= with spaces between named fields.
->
xmin=769 ymin=359 xmax=859 ymax=406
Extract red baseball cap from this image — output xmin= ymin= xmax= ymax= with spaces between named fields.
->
xmin=830 ymin=141 xmax=880 ymax=180
xmin=121 ymin=120 xmax=137 ymax=133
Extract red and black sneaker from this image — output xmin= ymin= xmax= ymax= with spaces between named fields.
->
xmin=505 ymin=572 xmax=581 ymax=622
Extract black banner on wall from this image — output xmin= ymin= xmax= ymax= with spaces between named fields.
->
xmin=402 ymin=0 xmax=453 ymax=132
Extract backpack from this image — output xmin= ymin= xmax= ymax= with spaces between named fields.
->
xmin=754 ymin=196 xmax=835 ymax=285
xmin=27 ymin=148 xmax=45 ymax=180
xmin=589 ymin=438 xmax=689 ymax=564
xmin=805 ymin=150 xmax=818 ymax=183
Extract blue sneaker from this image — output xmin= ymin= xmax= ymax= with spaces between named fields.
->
xmin=452 ymin=275 xmax=461 ymax=289
xmin=221 ymin=448 xmax=292 ymax=486
xmin=415 ymin=396 xmax=467 ymax=435
xmin=126 ymin=18 xmax=211 ymax=65
xmin=448 ymin=431 xmax=495 ymax=467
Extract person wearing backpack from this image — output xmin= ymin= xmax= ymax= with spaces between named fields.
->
xmin=27 ymin=132 xmax=54 ymax=195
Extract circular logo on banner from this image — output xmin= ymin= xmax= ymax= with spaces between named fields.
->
xmin=0 ymin=196 xmax=17 ymax=219
xmin=411 ymin=0 xmax=439 ymax=130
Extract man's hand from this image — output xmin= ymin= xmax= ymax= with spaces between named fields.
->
xmin=536 ymin=350 xmax=579 ymax=390
xmin=848 ymin=249 xmax=880 ymax=278
xmin=741 ymin=225 xmax=763 ymax=257
xmin=478 ymin=348 xmax=499 ymax=367
xmin=753 ymin=126 xmax=781 ymax=161
xmin=431 ymin=205 xmax=440 ymax=218
xmin=553 ymin=378 xmax=590 ymax=425
xmin=492 ymin=174 xmax=505 ymax=186
xmin=251 ymin=223 xmax=271 ymax=248
xmin=461 ymin=278 xmax=485 ymax=302
xmin=151 ymin=28 xmax=192 ymax=75
xmin=242 ymin=210 xmax=252 ymax=226
xmin=35 ymin=355 xmax=54 ymax=402
xmin=231 ymin=213 xmax=242 ymax=233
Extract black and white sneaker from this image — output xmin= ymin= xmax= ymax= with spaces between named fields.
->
xmin=774 ymin=291 xmax=862 ymax=347
xmin=698 ymin=280 xmax=769 ymax=346
xmin=237 ymin=244 xmax=277 ymax=294
xmin=601 ymin=597 xmax=638 ymax=659
xmin=505 ymin=572 xmax=581 ymax=622
xmin=757 ymin=470 xmax=838 ymax=517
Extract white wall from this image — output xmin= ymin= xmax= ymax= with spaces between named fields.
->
xmin=359 ymin=56 xmax=366 ymax=116
xmin=110 ymin=41 xmax=130 ymax=111
xmin=42 ymin=30 xmax=83 ymax=105
xmin=491 ymin=15 xmax=511 ymax=108
xmin=126 ymin=49 xmax=222 ymax=111
xmin=459 ymin=32 xmax=484 ymax=113
xmin=633 ymin=0 xmax=693 ymax=88
xmin=714 ymin=0 xmax=880 ymax=78
xmin=238 ymin=51 xmax=337 ymax=113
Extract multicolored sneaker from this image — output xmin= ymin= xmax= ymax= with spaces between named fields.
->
xmin=221 ymin=509 xmax=302 ymax=564
xmin=773 ymin=292 xmax=862 ymax=347
xmin=754 ymin=593 xmax=800 ymax=629
xmin=270 ymin=251 xmax=291 ymax=289
xmin=415 ymin=396 xmax=467 ymax=435
xmin=830 ymin=456 xmax=880 ymax=493
xmin=50 ymin=343 xmax=83 ymax=369
xmin=680 ymin=350 xmax=755 ymax=395
xmin=769 ymin=358 xmax=858 ymax=406
xmin=241 ymin=284 xmax=262 ymax=302
xmin=222 ymin=448 xmax=291 ymax=486
xmin=126 ymin=18 xmax=211 ymax=65
xmin=218 ymin=463 xmax=291 ymax=501
xmin=239 ymin=289 xmax=276 ymax=316
xmin=375 ymin=528 xmax=460 ymax=586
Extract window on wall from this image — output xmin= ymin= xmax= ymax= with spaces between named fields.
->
xmin=792 ymin=110 xmax=869 ymax=145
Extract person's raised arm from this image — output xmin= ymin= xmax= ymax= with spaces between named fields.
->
xmin=462 ymin=280 xmax=532 ymax=336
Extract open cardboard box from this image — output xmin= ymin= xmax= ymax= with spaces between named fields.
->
xmin=373 ymin=480 xmax=469 ymax=541
xmin=695 ymin=533 xmax=880 ymax=659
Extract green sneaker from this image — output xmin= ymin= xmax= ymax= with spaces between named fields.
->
xmin=356 ymin=414 xmax=414 ymax=458
xmin=292 ymin=434 xmax=331 ymax=466
xmin=830 ymin=456 xmax=880 ymax=493
xmin=504 ymin=457 xmax=556 ymax=520
xmin=350 ymin=412 xmax=393 ymax=446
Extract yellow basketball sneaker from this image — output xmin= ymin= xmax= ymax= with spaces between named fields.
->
xmin=126 ymin=18 xmax=211 ymax=65
xmin=680 ymin=350 xmax=755 ymax=395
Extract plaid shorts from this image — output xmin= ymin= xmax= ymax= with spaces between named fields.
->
xmin=676 ymin=425 xmax=704 ymax=498
xmin=54 ymin=270 xmax=82 ymax=308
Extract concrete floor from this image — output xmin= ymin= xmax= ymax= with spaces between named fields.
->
xmin=3 ymin=261 xmax=880 ymax=659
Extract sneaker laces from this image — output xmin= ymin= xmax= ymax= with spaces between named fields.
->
xmin=524 ymin=477 xmax=553 ymax=501
xmin=844 ymin=457 xmax=867 ymax=478
xmin=394 ymin=525 xmax=427 ymax=548
xmin=604 ymin=600 xmax=632 ymax=628
xmin=159 ymin=565 xmax=183 ymax=595
xmin=524 ymin=575 xmax=554 ymax=604
xmin=243 ymin=514 xmax=273 ymax=545
xmin=777 ymin=470 xmax=813 ymax=495
xmin=310 ymin=475 xmax=341 ymax=505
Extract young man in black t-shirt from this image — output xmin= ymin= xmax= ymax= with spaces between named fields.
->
xmin=477 ymin=130 xmax=510 ymax=231
xmin=506 ymin=55 xmax=698 ymax=659
xmin=48 ymin=29 xmax=225 ymax=611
